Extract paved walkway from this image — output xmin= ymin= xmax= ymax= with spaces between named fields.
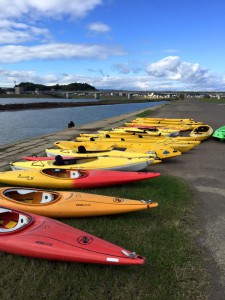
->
xmin=150 ymin=100 xmax=225 ymax=300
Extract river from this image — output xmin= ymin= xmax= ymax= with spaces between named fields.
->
xmin=0 ymin=100 xmax=167 ymax=146
xmin=0 ymin=97 xmax=99 ymax=104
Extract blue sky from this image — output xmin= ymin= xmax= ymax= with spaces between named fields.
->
xmin=0 ymin=0 xmax=225 ymax=91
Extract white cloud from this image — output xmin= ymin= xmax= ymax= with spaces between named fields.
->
xmin=0 ymin=0 xmax=103 ymax=19
xmin=145 ymin=56 xmax=221 ymax=89
xmin=1 ymin=55 xmax=225 ymax=91
xmin=88 ymin=22 xmax=111 ymax=33
xmin=0 ymin=43 xmax=125 ymax=62
xmin=146 ymin=56 xmax=181 ymax=79
xmin=0 ymin=20 xmax=50 ymax=44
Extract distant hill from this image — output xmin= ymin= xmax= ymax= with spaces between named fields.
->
xmin=17 ymin=82 xmax=97 ymax=92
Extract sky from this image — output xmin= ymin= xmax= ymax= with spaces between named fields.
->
xmin=0 ymin=0 xmax=225 ymax=91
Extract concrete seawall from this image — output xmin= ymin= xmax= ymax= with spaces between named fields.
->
xmin=0 ymin=105 xmax=162 ymax=171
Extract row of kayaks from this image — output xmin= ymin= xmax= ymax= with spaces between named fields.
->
xmin=0 ymin=117 xmax=223 ymax=265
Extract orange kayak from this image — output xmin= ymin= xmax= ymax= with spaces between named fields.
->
xmin=0 ymin=187 xmax=158 ymax=218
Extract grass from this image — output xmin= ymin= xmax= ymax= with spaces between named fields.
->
xmin=135 ymin=109 xmax=157 ymax=118
xmin=0 ymin=175 xmax=208 ymax=299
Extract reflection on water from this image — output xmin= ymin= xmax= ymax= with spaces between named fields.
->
xmin=0 ymin=101 xmax=166 ymax=146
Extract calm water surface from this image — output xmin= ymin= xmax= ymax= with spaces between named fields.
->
xmin=0 ymin=101 xmax=166 ymax=146
xmin=0 ymin=97 xmax=99 ymax=104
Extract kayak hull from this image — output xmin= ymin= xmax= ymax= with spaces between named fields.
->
xmin=54 ymin=140 xmax=181 ymax=160
xmin=0 ymin=168 xmax=161 ymax=189
xmin=10 ymin=156 xmax=152 ymax=172
xmin=0 ymin=207 xmax=145 ymax=265
xmin=0 ymin=187 xmax=158 ymax=217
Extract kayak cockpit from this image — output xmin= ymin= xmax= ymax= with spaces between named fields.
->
xmin=3 ymin=188 xmax=60 ymax=205
xmin=0 ymin=207 xmax=31 ymax=233
xmin=42 ymin=168 xmax=88 ymax=179
xmin=53 ymin=155 xmax=97 ymax=166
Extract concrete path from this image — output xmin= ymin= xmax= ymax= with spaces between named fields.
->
xmin=150 ymin=100 xmax=225 ymax=300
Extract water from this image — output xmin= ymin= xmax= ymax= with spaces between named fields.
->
xmin=0 ymin=101 xmax=167 ymax=146
xmin=0 ymin=97 xmax=99 ymax=104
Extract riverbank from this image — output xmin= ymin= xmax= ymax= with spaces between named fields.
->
xmin=0 ymin=98 xmax=166 ymax=111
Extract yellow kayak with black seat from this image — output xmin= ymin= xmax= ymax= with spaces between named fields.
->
xmin=54 ymin=140 xmax=181 ymax=160
xmin=10 ymin=155 xmax=154 ymax=172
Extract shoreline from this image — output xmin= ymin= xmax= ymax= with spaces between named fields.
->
xmin=0 ymin=99 xmax=168 ymax=111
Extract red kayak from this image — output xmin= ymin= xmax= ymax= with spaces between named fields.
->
xmin=0 ymin=207 xmax=145 ymax=265
xmin=0 ymin=168 xmax=161 ymax=189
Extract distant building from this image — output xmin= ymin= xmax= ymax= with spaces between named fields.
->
xmin=15 ymin=86 xmax=24 ymax=94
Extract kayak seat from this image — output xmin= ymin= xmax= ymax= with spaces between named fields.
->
xmin=78 ymin=146 xmax=87 ymax=153
xmin=0 ymin=208 xmax=31 ymax=233
xmin=5 ymin=220 xmax=17 ymax=229
xmin=54 ymin=155 xmax=65 ymax=165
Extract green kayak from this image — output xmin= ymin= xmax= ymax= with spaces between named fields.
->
xmin=213 ymin=126 xmax=225 ymax=142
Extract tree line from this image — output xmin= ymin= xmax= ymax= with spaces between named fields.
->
xmin=16 ymin=82 xmax=96 ymax=92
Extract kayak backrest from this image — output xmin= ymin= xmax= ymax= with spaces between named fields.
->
xmin=54 ymin=155 xmax=65 ymax=165
xmin=41 ymin=193 xmax=55 ymax=203
xmin=69 ymin=171 xmax=81 ymax=178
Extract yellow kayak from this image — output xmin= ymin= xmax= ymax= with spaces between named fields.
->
xmin=99 ymin=127 xmax=180 ymax=137
xmin=54 ymin=140 xmax=182 ymax=160
xmin=75 ymin=136 xmax=200 ymax=153
xmin=0 ymin=187 xmax=158 ymax=218
xmin=79 ymin=131 xmax=201 ymax=142
xmin=0 ymin=168 xmax=161 ymax=189
xmin=131 ymin=117 xmax=204 ymax=125
xmin=133 ymin=117 xmax=197 ymax=123
xmin=190 ymin=125 xmax=214 ymax=141
xmin=10 ymin=155 xmax=154 ymax=172
xmin=124 ymin=122 xmax=195 ymax=131
xmin=45 ymin=148 xmax=161 ymax=164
